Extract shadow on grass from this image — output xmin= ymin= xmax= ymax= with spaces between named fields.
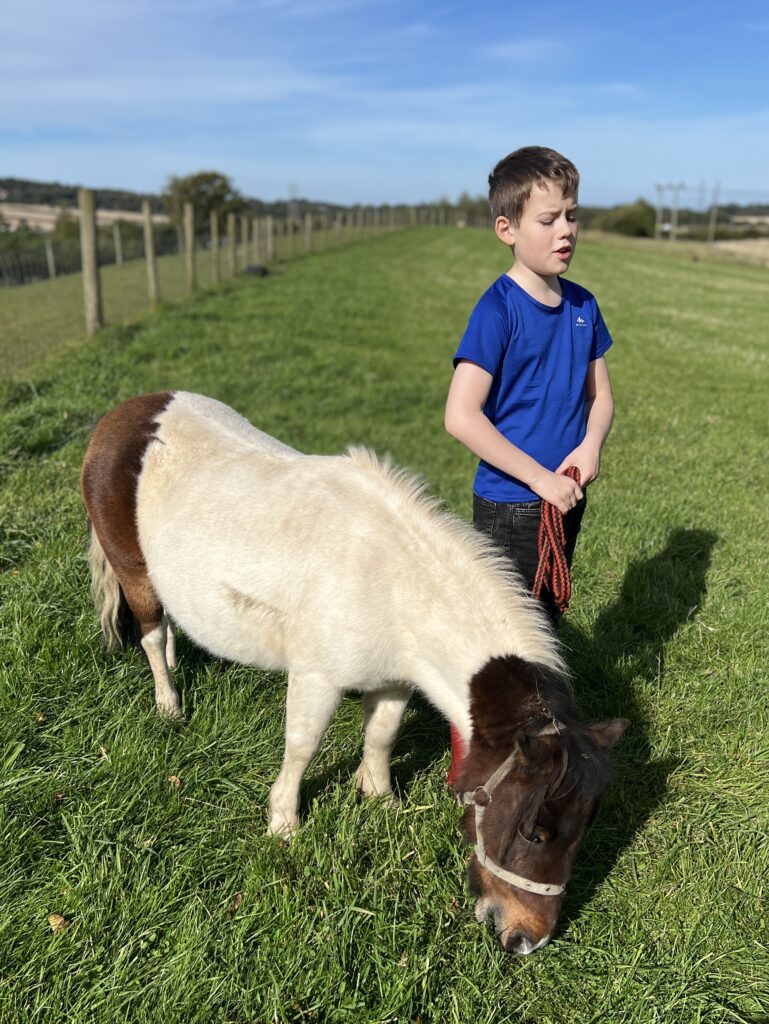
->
xmin=556 ymin=525 xmax=718 ymax=931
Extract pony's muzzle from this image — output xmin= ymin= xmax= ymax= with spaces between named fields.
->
xmin=502 ymin=929 xmax=551 ymax=956
xmin=474 ymin=894 xmax=554 ymax=955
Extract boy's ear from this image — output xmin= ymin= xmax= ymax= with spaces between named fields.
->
xmin=494 ymin=215 xmax=515 ymax=247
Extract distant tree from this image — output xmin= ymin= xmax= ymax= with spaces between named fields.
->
xmin=52 ymin=206 xmax=81 ymax=241
xmin=593 ymin=199 xmax=656 ymax=238
xmin=455 ymin=192 xmax=491 ymax=228
xmin=163 ymin=172 xmax=245 ymax=234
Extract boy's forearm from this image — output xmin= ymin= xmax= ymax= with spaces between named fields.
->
xmin=445 ymin=407 xmax=546 ymax=490
xmin=583 ymin=388 xmax=614 ymax=450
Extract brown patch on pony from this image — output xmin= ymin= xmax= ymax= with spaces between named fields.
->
xmin=467 ymin=654 xmax=575 ymax=752
xmin=458 ymin=655 xmax=629 ymax=951
xmin=81 ymin=392 xmax=174 ymax=639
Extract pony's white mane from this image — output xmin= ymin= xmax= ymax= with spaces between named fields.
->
xmin=344 ymin=446 xmax=566 ymax=676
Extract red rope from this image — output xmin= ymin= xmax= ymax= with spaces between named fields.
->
xmin=532 ymin=466 xmax=581 ymax=614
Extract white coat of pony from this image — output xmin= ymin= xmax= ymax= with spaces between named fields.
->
xmin=93 ymin=392 xmax=563 ymax=835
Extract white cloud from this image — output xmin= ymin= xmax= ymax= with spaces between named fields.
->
xmin=481 ymin=36 xmax=571 ymax=61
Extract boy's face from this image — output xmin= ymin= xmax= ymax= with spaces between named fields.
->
xmin=494 ymin=181 xmax=578 ymax=281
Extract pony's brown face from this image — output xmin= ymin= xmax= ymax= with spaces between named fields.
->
xmin=458 ymin=720 xmax=628 ymax=955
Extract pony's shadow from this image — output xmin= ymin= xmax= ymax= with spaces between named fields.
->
xmin=555 ymin=526 xmax=718 ymax=930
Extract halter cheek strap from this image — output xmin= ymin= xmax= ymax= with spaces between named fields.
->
xmin=459 ymin=746 xmax=567 ymax=898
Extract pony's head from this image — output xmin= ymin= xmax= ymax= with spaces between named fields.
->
xmin=456 ymin=657 xmax=629 ymax=955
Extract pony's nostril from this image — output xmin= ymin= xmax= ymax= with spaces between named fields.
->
xmin=503 ymin=931 xmax=537 ymax=956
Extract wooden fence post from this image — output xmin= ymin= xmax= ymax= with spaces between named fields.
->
xmin=184 ymin=202 xmax=196 ymax=292
xmin=305 ymin=212 xmax=313 ymax=253
xmin=113 ymin=222 xmax=123 ymax=267
xmin=252 ymin=217 xmax=261 ymax=265
xmin=142 ymin=199 xmax=159 ymax=308
xmin=44 ymin=238 xmax=56 ymax=279
xmin=78 ymin=188 xmax=103 ymax=337
xmin=240 ymin=215 xmax=249 ymax=267
xmin=227 ymin=213 xmax=237 ymax=277
xmin=210 ymin=211 xmax=220 ymax=285
xmin=265 ymin=215 xmax=274 ymax=262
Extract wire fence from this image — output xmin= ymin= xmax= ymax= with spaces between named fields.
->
xmin=0 ymin=196 xmax=440 ymax=380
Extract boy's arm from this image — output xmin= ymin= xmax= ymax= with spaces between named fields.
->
xmin=555 ymin=357 xmax=614 ymax=484
xmin=445 ymin=360 xmax=584 ymax=515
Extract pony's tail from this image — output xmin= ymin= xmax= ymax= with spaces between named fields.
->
xmin=87 ymin=524 xmax=138 ymax=650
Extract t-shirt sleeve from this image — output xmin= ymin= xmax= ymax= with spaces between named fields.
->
xmin=453 ymin=290 xmax=512 ymax=375
xmin=590 ymin=298 xmax=613 ymax=360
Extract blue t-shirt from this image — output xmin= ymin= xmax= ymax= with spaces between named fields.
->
xmin=454 ymin=274 xmax=613 ymax=503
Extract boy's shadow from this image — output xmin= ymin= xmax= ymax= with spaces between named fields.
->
xmin=555 ymin=525 xmax=718 ymax=928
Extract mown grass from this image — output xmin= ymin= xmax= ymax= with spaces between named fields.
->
xmin=1 ymin=229 xmax=768 ymax=1023
xmin=0 ymin=226 xmax=386 ymax=380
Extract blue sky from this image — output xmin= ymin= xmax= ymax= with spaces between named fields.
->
xmin=4 ymin=0 xmax=769 ymax=207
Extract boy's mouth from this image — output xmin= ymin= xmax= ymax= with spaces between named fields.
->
xmin=555 ymin=246 xmax=572 ymax=260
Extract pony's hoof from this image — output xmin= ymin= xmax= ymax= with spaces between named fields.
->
xmin=157 ymin=703 xmax=185 ymax=723
xmin=267 ymin=814 xmax=297 ymax=840
xmin=354 ymin=764 xmax=394 ymax=800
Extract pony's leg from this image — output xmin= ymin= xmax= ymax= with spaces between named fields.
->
xmin=165 ymin=617 xmax=177 ymax=669
xmin=140 ymin=612 xmax=183 ymax=721
xmin=268 ymin=671 xmax=341 ymax=838
xmin=355 ymin=685 xmax=410 ymax=799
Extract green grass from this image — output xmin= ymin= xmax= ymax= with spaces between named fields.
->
xmin=0 ymin=226 xmax=387 ymax=380
xmin=1 ymin=229 xmax=768 ymax=1023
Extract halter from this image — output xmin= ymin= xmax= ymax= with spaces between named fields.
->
xmin=459 ymin=738 xmax=568 ymax=898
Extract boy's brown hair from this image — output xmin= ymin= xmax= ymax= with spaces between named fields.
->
xmin=488 ymin=146 xmax=579 ymax=224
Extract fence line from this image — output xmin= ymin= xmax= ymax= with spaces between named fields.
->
xmin=0 ymin=192 xmax=453 ymax=379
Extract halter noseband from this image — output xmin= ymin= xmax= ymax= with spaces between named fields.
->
xmin=459 ymin=739 xmax=568 ymax=898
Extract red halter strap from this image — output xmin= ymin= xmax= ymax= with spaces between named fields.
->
xmin=532 ymin=466 xmax=581 ymax=614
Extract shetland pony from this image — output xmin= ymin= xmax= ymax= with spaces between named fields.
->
xmin=81 ymin=391 xmax=628 ymax=954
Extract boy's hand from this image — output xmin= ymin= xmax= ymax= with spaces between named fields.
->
xmin=555 ymin=440 xmax=601 ymax=487
xmin=529 ymin=468 xmax=584 ymax=515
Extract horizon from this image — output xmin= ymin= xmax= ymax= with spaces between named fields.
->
xmin=4 ymin=1 xmax=769 ymax=210
xmin=3 ymin=175 xmax=769 ymax=216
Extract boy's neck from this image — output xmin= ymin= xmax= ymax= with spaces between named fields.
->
xmin=506 ymin=264 xmax=563 ymax=307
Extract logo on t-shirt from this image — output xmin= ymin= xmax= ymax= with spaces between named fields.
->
xmin=576 ymin=316 xmax=587 ymax=327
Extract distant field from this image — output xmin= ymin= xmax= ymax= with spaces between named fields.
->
xmin=1 ymin=229 xmax=767 ymax=1023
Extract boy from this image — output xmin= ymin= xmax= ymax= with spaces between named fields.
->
xmin=445 ymin=145 xmax=615 ymax=624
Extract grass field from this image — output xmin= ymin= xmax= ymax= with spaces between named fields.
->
xmin=1 ymin=228 xmax=768 ymax=1023
xmin=0 ymin=225 xmax=386 ymax=380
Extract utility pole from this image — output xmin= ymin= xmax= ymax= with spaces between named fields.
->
xmin=654 ymin=183 xmax=665 ymax=240
xmin=667 ymin=182 xmax=686 ymax=243
xmin=707 ymin=182 xmax=721 ymax=244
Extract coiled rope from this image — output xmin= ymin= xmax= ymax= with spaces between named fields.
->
xmin=532 ymin=466 xmax=581 ymax=614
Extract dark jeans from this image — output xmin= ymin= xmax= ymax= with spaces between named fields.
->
xmin=472 ymin=492 xmax=587 ymax=626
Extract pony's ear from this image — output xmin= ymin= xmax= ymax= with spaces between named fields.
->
xmin=588 ymin=718 xmax=630 ymax=749
xmin=509 ymin=730 xmax=552 ymax=771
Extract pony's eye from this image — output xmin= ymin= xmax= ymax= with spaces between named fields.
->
xmin=519 ymin=826 xmax=545 ymax=845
